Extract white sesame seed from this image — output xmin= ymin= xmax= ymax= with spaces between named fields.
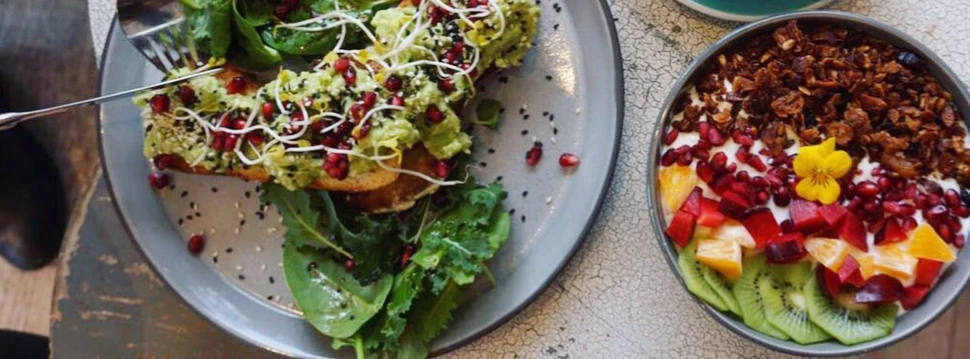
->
xmin=532 ymin=135 xmax=538 ymax=142
xmin=238 ymin=212 xmax=245 ymax=219
xmin=549 ymin=121 xmax=555 ymax=128
xmin=235 ymin=265 xmax=243 ymax=271
xmin=278 ymin=217 xmax=284 ymax=223
xmin=234 ymin=202 xmax=240 ymax=209
xmin=255 ymin=245 xmax=263 ymax=252
xmin=546 ymin=196 xmax=553 ymax=204
xmin=268 ymin=227 xmax=278 ymax=233
xmin=234 ymin=227 xmax=240 ymax=234
xmin=210 ymin=228 xmax=217 ymax=234
xmin=551 ymin=136 xmax=558 ymax=144
xmin=522 ymin=103 xmax=528 ymax=110
xmin=576 ymin=108 xmax=582 ymax=114
xmin=211 ymin=251 xmax=219 ymax=257
xmin=260 ymin=264 xmax=267 ymax=271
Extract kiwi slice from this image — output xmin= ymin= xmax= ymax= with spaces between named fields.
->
xmin=701 ymin=265 xmax=742 ymax=317
xmin=760 ymin=261 xmax=833 ymax=344
xmin=677 ymin=242 xmax=728 ymax=312
xmin=804 ymin=274 xmax=898 ymax=345
xmin=732 ymin=254 xmax=790 ymax=340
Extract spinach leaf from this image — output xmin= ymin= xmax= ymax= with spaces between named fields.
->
xmin=283 ymin=244 xmax=393 ymax=339
xmin=231 ymin=0 xmax=282 ymax=69
xmin=260 ymin=184 xmax=352 ymax=258
xmin=410 ymin=183 xmax=510 ymax=293
xmin=181 ymin=0 xmax=233 ymax=57
xmin=473 ymin=99 xmax=502 ymax=130
xmin=236 ymin=0 xmax=275 ymax=26
xmin=318 ymin=192 xmax=403 ymax=285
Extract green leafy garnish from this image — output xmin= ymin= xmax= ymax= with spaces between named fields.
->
xmin=318 ymin=191 xmax=404 ymax=285
xmin=260 ymin=184 xmax=352 ymax=257
xmin=473 ymin=99 xmax=503 ymax=129
xmin=282 ymin=244 xmax=393 ymax=339
xmin=181 ymin=0 xmax=233 ymax=57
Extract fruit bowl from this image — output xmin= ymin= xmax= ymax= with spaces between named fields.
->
xmin=648 ymin=11 xmax=970 ymax=357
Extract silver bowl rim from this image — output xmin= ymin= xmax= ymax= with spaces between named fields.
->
xmin=648 ymin=10 xmax=970 ymax=357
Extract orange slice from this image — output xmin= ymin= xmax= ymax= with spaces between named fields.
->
xmin=804 ymin=237 xmax=850 ymax=270
xmin=712 ymin=219 xmax=757 ymax=249
xmin=659 ymin=165 xmax=700 ymax=213
xmin=873 ymin=243 xmax=919 ymax=283
xmin=696 ymin=238 xmax=743 ymax=280
xmin=905 ymin=223 xmax=956 ymax=262
xmin=849 ymin=247 xmax=876 ymax=279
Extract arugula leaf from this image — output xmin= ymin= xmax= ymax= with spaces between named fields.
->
xmin=410 ymin=183 xmax=510 ymax=293
xmin=181 ymin=0 xmax=233 ymax=57
xmin=230 ymin=0 xmax=282 ymax=69
xmin=379 ymin=263 xmax=425 ymax=344
xmin=282 ymin=244 xmax=393 ymax=339
xmin=472 ymin=99 xmax=502 ymax=130
xmin=407 ymin=280 xmax=461 ymax=342
xmin=260 ymin=184 xmax=352 ymax=257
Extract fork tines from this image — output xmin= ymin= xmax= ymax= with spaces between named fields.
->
xmin=129 ymin=18 xmax=203 ymax=73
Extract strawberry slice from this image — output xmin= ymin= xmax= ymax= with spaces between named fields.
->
xmin=837 ymin=212 xmax=868 ymax=251
xmin=875 ymin=218 xmax=907 ymax=245
xmin=678 ymin=187 xmax=703 ymax=216
xmin=915 ymin=259 xmax=943 ymax=286
xmin=719 ymin=191 xmax=750 ymax=220
xmin=819 ymin=203 xmax=848 ymax=227
xmin=900 ymin=285 xmax=931 ymax=310
xmin=696 ymin=198 xmax=725 ymax=227
xmin=666 ymin=211 xmax=696 ymax=247
xmin=838 ymin=255 xmax=865 ymax=287
xmin=791 ymin=199 xmax=826 ymax=233
xmin=817 ymin=265 xmax=842 ymax=299
xmin=741 ymin=208 xmax=781 ymax=248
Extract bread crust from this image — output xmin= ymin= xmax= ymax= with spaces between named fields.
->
xmin=342 ymin=144 xmax=440 ymax=213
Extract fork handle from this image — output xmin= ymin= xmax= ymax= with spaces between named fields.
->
xmin=0 ymin=68 xmax=223 ymax=130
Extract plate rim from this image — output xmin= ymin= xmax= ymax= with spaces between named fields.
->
xmin=95 ymin=0 xmax=626 ymax=355
xmin=675 ymin=0 xmax=835 ymax=22
xmin=648 ymin=10 xmax=970 ymax=357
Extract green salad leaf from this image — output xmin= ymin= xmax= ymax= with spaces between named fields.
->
xmin=407 ymin=280 xmax=461 ymax=342
xmin=317 ymin=192 xmax=404 ymax=285
xmin=282 ymin=244 xmax=393 ymax=339
xmin=473 ymin=99 xmax=503 ymax=130
xmin=260 ymin=184 xmax=352 ymax=257
xmin=181 ymin=0 xmax=233 ymax=57
xmin=231 ymin=0 xmax=283 ymax=69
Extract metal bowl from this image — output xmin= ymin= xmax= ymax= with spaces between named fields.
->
xmin=648 ymin=10 xmax=970 ymax=357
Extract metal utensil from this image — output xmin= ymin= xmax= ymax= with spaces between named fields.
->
xmin=118 ymin=0 xmax=203 ymax=73
xmin=0 ymin=68 xmax=222 ymax=130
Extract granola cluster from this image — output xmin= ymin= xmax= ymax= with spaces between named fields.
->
xmin=673 ymin=20 xmax=970 ymax=184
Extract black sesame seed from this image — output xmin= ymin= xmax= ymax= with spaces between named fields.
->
xmin=180 ymin=190 xmax=188 ymax=198
xmin=542 ymin=111 xmax=549 ymax=116
xmin=523 ymin=114 xmax=530 ymax=120
xmin=521 ymin=215 xmax=527 ymax=222
xmin=499 ymin=107 xmax=506 ymax=113
xmin=269 ymin=276 xmax=275 ymax=284
xmin=195 ymin=212 xmax=201 ymax=217
xmin=522 ymin=191 xmax=528 ymax=197
xmin=189 ymin=201 xmax=196 ymax=208
xmin=212 ymin=256 xmax=218 ymax=263
xmin=226 ymin=247 xmax=234 ymax=253
xmin=240 ymin=220 xmax=246 ymax=226
xmin=178 ymin=218 xmax=184 ymax=225
xmin=168 ymin=184 xmax=176 ymax=190
xmin=186 ymin=215 xmax=194 ymax=220
xmin=488 ymin=148 xmax=496 ymax=154
xmin=519 ymin=107 xmax=526 ymax=114
xmin=266 ymin=295 xmax=274 ymax=300
xmin=521 ymin=130 xmax=529 ymax=135
xmin=545 ymin=75 xmax=553 ymax=81
xmin=211 ymin=187 xmax=218 ymax=193
xmin=553 ymin=127 xmax=559 ymax=135
xmin=509 ymin=208 xmax=516 ymax=214
xmin=553 ymin=23 xmax=560 ymax=30
xmin=480 ymin=162 xmax=487 ymax=167
xmin=245 ymin=191 xmax=251 ymax=198
xmin=238 ymin=274 xmax=245 ymax=281
xmin=496 ymin=176 xmax=503 ymax=181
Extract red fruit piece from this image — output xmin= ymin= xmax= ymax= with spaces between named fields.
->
xmin=525 ymin=142 xmax=543 ymax=166
xmin=150 ymin=94 xmax=170 ymax=113
xmin=790 ymin=199 xmax=826 ymax=233
xmin=148 ymin=172 xmax=169 ymax=189
xmin=900 ymin=285 xmax=931 ymax=310
xmin=696 ymin=160 xmax=715 ymax=183
xmin=874 ymin=218 xmax=907 ymax=245
xmin=817 ymin=265 xmax=842 ymax=299
xmin=855 ymin=275 xmax=905 ymax=305
xmin=697 ymin=198 xmax=725 ymax=228
xmin=678 ymin=187 xmax=703 ymax=216
xmin=711 ymin=175 xmax=733 ymax=195
xmin=559 ymin=153 xmax=580 ymax=167
xmin=819 ymin=203 xmax=848 ymax=227
xmin=838 ymin=255 xmax=865 ymax=287
xmin=665 ymin=211 xmax=696 ymax=247
xmin=765 ymin=232 xmax=807 ymax=263
xmin=915 ymin=259 xmax=943 ymax=286
xmin=741 ymin=208 xmax=781 ymax=248
xmin=719 ymin=191 xmax=750 ymax=220
xmin=187 ymin=234 xmax=205 ymax=255
xmin=748 ymin=155 xmax=767 ymax=172
xmin=226 ymin=76 xmax=246 ymax=94
xmin=837 ymin=212 xmax=868 ymax=251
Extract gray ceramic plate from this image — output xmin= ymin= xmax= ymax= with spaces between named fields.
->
xmin=649 ymin=11 xmax=970 ymax=357
xmin=98 ymin=1 xmax=622 ymax=357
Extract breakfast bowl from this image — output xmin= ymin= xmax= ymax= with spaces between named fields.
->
xmin=649 ymin=11 xmax=970 ymax=357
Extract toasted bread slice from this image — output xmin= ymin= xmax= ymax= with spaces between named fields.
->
xmin=342 ymin=145 xmax=440 ymax=213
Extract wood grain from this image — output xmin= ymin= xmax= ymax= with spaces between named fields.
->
xmin=0 ymin=260 xmax=56 ymax=336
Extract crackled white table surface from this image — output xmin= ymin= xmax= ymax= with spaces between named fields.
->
xmin=55 ymin=0 xmax=970 ymax=357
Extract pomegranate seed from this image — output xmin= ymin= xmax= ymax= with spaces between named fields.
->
xmin=872 ymin=167 xmax=885 ymax=176
xmin=900 ymin=217 xmax=918 ymax=232
xmin=695 ymin=139 xmax=711 ymax=151
xmin=847 ymin=197 xmax=864 ymax=211
xmin=231 ymin=118 xmax=247 ymax=130
xmin=938 ymin=224 xmax=954 ymax=242
xmin=343 ymin=67 xmax=357 ymax=86
xmin=261 ymin=102 xmax=275 ymax=119
xmin=774 ymin=187 xmax=792 ymax=206
xmin=153 ymin=154 xmax=174 ymax=170
xmin=663 ymin=128 xmax=679 ymax=145
xmin=438 ymin=78 xmax=455 ymax=93
xmin=925 ymin=205 xmax=948 ymax=220
xmin=350 ymin=103 xmax=366 ymax=121
xmin=525 ymin=142 xmax=543 ymax=166
xmin=690 ymin=146 xmax=709 ymax=160
xmin=435 ymin=160 xmax=451 ymax=178
xmin=735 ymin=171 xmax=750 ymax=182
xmin=333 ymin=57 xmax=350 ymax=72
xmin=884 ymin=192 xmax=902 ymax=201
xmin=355 ymin=121 xmax=372 ymax=139
xmin=945 ymin=189 xmax=961 ymax=207
xmin=385 ymin=75 xmax=403 ymax=92
xmin=948 ymin=216 xmax=963 ymax=232
xmin=928 ymin=194 xmax=943 ymax=207
xmin=176 ymin=85 xmax=197 ymax=105
xmin=400 ymin=246 xmax=415 ymax=267
xmin=452 ymin=41 xmax=465 ymax=54
xmin=187 ymin=234 xmax=205 ymax=254
xmin=751 ymin=176 xmax=769 ymax=188
xmin=226 ymin=76 xmax=246 ymax=94
xmin=661 ymin=149 xmax=678 ymax=167
xmin=559 ymin=153 xmax=580 ymax=167
xmin=732 ymin=131 xmax=755 ymax=146
xmin=677 ymin=151 xmax=693 ymax=166
xmin=707 ymin=128 xmax=725 ymax=146
xmin=211 ymin=135 xmax=225 ymax=151
xmin=274 ymin=5 xmax=290 ymax=19
xmin=425 ymin=105 xmax=444 ymax=123
xmin=427 ymin=5 xmax=444 ymax=23
xmin=863 ymin=200 xmax=879 ymax=213
xmin=747 ymin=156 xmax=767 ymax=172
xmin=730 ymin=181 xmax=748 ymax=194
xmin=698 ymin=122 xmax=711 ymax=141
xmin=755 ymin=190 xmax=770 ymax=205
xmin=696 ymin=160 xmax=715 ymax=183
xmin=361 ymin=92 xmax=378 ymax=109
xmin=856 ymin=181 xmax=880 ymax=197
xmin=724 ymin=163 xmax=737 ymax=173
xmin=883 ymin=201 xmax=902 ymax=215
xmin=150 ymin=94 xmax=170 ymax=113
xmin=345 ymin=259 xmax=355 ymax=270
xmin=323 ymin=152 xmax=350 ymax=180
xmin=955 ymin=234 xmax=966 ymax=248
xmin=225 ymin=135 xmax=239 ymax=150
xmin=710 ymin=152 xmax=727 ymax=170
xmin=148 ymin=172 xmax=169 ymax=189
xmin=673 ymin=145 xmax=691 ymax=155
xmin=389 ymin=95 xmax=405 ymax=106
xmin=246 ymin=132 xmax=264 ymax=146
xmin=954 ymin=205 xmax=970 ymax=218
xmin=444 ymin=52 xmax=459 ymax=64
xmin=460 ymin=63 xmax=478 ymax=78
xmin=780 ymin=219 xmax=795 ymax=233
xmin=877 ymin=177 xmax=893 ymax=191
xmin=904 ymin=184 xmax=918 ymax=199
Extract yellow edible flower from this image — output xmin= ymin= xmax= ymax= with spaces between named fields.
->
xmin=793 ymin=138 xmax=852 ymax=204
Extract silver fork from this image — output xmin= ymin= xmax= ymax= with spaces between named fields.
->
xmin=0 ymin=0 xmax=222 ymax=130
